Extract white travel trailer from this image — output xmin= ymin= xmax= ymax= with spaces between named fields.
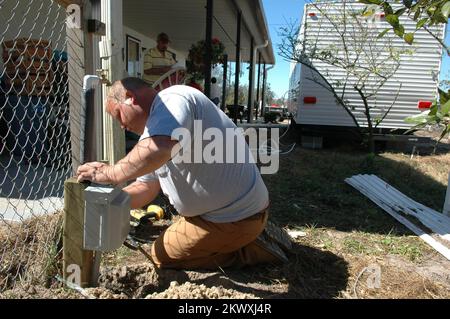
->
xmin=288 ymin=1 xmax=446 ymax=131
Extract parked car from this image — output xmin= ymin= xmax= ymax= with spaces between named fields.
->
xmin=264 ymin=104 xmax=289 ymax=122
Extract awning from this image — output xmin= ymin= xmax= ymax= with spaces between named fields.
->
xmin=122 ymin=0 xmax=275 ymax=64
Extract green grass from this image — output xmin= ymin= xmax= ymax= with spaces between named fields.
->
xmin=343 ymin=238 xmax=367 ymax=254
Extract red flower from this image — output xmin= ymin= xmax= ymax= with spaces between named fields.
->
xmin=212 ymin=38 xmax=220 ymax=45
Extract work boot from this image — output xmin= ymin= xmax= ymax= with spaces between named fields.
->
xmin=255 ymin=231 xmax=289 ymax=264
xmin=263 ymin=221 xmax=294 ymax=253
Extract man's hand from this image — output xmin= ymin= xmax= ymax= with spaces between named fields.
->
xmin=77 ymin=162 xmax=112 ymax=184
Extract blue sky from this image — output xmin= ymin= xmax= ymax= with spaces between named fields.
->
xmin=260 ymin=0 xmax=450 ymax=98
xmin=262 ymin=0 xmax=305 ymax=98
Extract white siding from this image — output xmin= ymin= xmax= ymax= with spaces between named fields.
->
xmin=289 ymin=2 xmax=444 ymax=129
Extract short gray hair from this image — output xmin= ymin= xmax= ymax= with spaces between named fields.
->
xmin=108 ymin=77 xmax=150 ymax=103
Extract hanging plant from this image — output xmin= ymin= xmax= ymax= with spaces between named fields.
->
xmin=186 ymin=38 xmax=226 ymax=82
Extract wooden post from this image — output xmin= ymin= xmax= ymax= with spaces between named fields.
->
xmin=63 ymin=178 xmax=93 ymax=287
xmin=66 ymin=1 xmax=86 ymax=175
xmin=101 ymin=0 xmax=126 ymax=164
xmin=65 ymin=0 xmax=103 ymax=172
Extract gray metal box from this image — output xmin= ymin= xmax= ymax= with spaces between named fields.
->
xmin=84 ymin=185 xmax=130 ymax=251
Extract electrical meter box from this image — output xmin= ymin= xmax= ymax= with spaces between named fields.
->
xmin=84 ymin=185 xmax=130 ymax=251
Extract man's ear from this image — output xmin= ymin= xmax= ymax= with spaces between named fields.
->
xmin=123 ymin=90 xmax=137 ymax=106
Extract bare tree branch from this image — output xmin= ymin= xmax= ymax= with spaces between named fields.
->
xmin=374 ymin=83 xmax=403 ymax=129
xmin=423 ymin=25 xmax=450 ymax=56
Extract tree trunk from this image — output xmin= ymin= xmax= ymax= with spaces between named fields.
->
xmin=355 ymin=86 xmax=375 ymax=153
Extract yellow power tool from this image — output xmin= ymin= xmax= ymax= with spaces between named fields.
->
xmin=130 ymin=205 xmax=164 ymax=226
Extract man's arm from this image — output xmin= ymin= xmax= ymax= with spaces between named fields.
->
xmin=144 ymin=65 xmax=172 ymax=76
xmin=123 ymin=179 xmax=161 ymax=209
xmin=77 ymin=136 xmax=178 ymax=185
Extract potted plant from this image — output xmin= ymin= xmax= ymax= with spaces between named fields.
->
xmin=186 ymin=38 xmax=225 ymax=87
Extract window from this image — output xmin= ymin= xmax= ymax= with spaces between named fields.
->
xmin=126 ymin=35 xmax=141 ymax=77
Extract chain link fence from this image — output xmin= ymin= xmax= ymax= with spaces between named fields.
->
xmin=0 ymin=0 xmax=72 ymax=292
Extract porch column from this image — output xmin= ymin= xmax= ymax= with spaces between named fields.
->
xmin=204 ymin=0 xmax=213 ymax=97
xmin=247 ymin=37 xmax=254 ymax=123
xmin=221 ymin=54 xmax=228 ymax=111
xmin=233 ymin=10 xmax=242 ymax=124
xmin=255 ymin=52 xmax=261 ymax=120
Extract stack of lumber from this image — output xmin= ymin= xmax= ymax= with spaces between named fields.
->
xmin=2 ymin=38 xmax=53 ymax=96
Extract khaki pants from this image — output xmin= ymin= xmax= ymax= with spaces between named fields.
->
xmin=150 ymin=209 xmax=277 ymax=270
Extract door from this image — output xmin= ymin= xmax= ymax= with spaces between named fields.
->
xmin=126 ymin=35 xmax=141 ymax=77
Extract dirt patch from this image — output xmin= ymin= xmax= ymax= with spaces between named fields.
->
xmin=385 ymin=254 xmax=450 ymax=290
xmin=344 ymin=254 xmax=450 ymax=299
xmin=146 ymin=281 xmax=259 ymax=299
xmin=94 ymin=242 xmax=349 ymax=299
xmin=97 ymin=263 xmax=188 ymax=298
xmin=84 ymin=287 xmax=129 ymax=299
xmin=98 ymin=263 xmax=160 ymax=298
xmin=94 ymin=263 xmax=267 ymax=299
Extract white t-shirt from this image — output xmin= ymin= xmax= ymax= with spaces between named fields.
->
xmin=137 ymin=85 xmax=269 ymax=223
xmin=210 ymin=83 xmax=221 ymax=101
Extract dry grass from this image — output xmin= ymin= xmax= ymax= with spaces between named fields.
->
xmin=0 ymin=212 xmax=63 ymax=292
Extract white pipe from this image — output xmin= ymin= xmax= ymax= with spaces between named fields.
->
xmin=80 ymin=75 xmax=101 ymax=165
xmin=83 ymin=75 xmax=102 ymax=92
xmin=261 ymin=64 xmax=275 ymax=116
xmin=248 ymin=41 xmax=268 ymax=123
